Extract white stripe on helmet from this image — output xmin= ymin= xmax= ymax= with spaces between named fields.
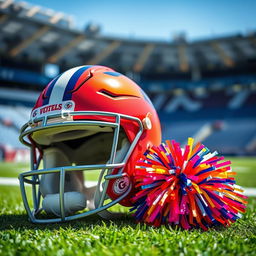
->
xmin=49 ymin=66 xmax=83 ymax=104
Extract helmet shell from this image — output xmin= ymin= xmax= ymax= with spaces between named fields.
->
xmin=32 ymin=65 xmax=161 ymax=206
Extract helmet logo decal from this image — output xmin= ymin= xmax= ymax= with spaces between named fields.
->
xmin=32 ymin=109 xmax=38 ymax=118
xmin=31 ymin=100 xmax=75 ymax=120
xmin=113 ymin=177 xmax=130 ymax=195
xmin=64 ymin=101 xmax=73 ymax=110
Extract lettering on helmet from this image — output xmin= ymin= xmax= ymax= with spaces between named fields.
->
xmin=39 ymin=104 xmax=62 ymax=114
xmin=31 ymin=101 xmax=75 ymax=120
xmin=113 ymin=176 xmax=130 ymax=195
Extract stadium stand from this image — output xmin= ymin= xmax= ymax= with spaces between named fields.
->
xmin=0 ymin=104 xmax=31 ymax=129
xmin=203 ymin=119 xmax=256 ymax=154
xmin=0 ymin=104 xmax=30 ymax=161
xmin=0 ymin=0 xmax=255 ymax=159
xmin=0 ymin=87 xmax=39 ymax=107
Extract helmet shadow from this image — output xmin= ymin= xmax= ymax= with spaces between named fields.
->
xmin=0 ymin=212 xmax=138 ymax=231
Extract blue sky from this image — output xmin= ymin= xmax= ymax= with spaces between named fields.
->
xmin=24 ymin=0 xmax=255 ymax=41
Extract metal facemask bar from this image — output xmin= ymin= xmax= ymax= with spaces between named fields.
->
xmin=19 ymin=111 xmax=144 ymax=223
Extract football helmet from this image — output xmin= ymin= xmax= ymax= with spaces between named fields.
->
xmin=19 ymin=65 xmax=161 ymax=223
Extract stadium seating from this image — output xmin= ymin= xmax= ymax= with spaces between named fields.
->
xmin=0 ymin=88 xmax=39 ymax=107
xmin=0 ymin=105 xmax=30 ymax=149
xmin=162 ymin=118 xmax=256 ymax=155
xmin=154 ymin=82 xmax=256 ymax=155
xmin=0 ymin=123 xmax=22 ymax=148
xmin=0 ymin=105 xmax=30 ymax=129
xmin=161 ymin=120 xmax=208 ymax=143
xmin=203 ymin=119 xmax=256 ymax=154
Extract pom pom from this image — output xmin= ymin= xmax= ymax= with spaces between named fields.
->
xmin=130 ymin=138 xmax=247 ymax=230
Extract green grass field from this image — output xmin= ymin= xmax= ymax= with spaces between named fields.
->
xmin=0 ymin=157 xmax=256 ymax=256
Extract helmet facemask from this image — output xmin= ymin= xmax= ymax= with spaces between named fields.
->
xmin=19 ymin=111 xmax=143 ymax=223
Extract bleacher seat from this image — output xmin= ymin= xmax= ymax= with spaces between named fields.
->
xmin=161 ymin=118 xmax=256 ymax=155
xmin=162 ymin=120 xmax=208 ymax=143
xmin=0 ymin=105 xmax=30 ymax=128
xmin=0 ymin=123 xmax=23 ymax=148
xmin=0 ymin=105 xmax=30 ymax=149
xmin=203 ymin=119 xmax=256 ymax=154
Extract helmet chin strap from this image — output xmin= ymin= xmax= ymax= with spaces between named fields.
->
xmin=94 ymin=141 xmax=130 ymax=219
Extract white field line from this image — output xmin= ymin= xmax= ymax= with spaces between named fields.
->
xmin=0 ymin=177 xmax=97 ymax=188
xmin=0 ymin=177 xmax=256 ymax=196
xmin=243 ymin=188 xmax=256 ymax=197
xmin=235 ymin=167 xmax=250 ymax=172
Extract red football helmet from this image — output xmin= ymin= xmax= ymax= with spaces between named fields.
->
xmin=19 ymin=65 xmax=161 ymax=223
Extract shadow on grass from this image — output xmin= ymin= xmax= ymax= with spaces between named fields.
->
xmin=3 ymin=202 xmax=255 ymax=233
xmin=0 ymin=212 xmax=138 ymax=231
xmin=0 ymin=212 xmax=229 ymax=234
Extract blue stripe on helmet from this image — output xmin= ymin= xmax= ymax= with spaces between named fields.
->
xmin=104 ymin=71 xmax=122 ymax=77
xmin=43 ymin=75 xmax=60 ymax=105
xmin=62 ymin=65 xmax=92 ymax=101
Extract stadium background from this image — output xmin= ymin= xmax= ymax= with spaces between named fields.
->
xmin=0 ymin=1 xmax=255 ymax=255
xmin=0 ymin=0 xmax=255 ymax=161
